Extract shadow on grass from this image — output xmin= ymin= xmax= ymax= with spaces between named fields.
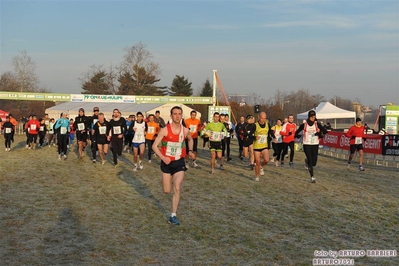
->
xmin=116 ymin=163 xmax=169 ymax=219
xmin=41 ymin=208 xmax=94 ymax=265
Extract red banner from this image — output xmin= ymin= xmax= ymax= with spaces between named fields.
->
xmin=320 ymin=131 xmax=382 ymax=154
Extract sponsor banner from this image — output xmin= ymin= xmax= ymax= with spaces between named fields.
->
xmin=320 ymin=131 xmax=382 ymax=155
xmin=382 ymin=134 xmax=399 ymax=156
xmin=0 ymin=91 xmax=71 ymax=101
xmin=135 ymin=96 xmax=212 ymax=104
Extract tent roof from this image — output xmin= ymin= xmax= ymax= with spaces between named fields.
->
xmin=297 ymin=102 xmax=356 ymax=120
xmin=46 ymin=102 xmax=164 ymax=114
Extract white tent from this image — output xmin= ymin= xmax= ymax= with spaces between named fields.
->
xmin=297 ymin=102 xmax=356 ymax=128
xmin=45 ymin=102 xmax=201 ymax=121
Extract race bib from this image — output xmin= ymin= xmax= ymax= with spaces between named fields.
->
xmin=40 ymin=126 xmax=45 ymax=131
xmin=77 ymin=123 xmax=85 ymax=131
xmin=31 ymin=124 xmax=37 ymax=130
xmin=355 ymin=137 xmax=363 ymax=144
xmin=60 ymin=127 xmax=67 ymax=134
xmin=166 ymin=142 xmax=182 ymax=157
xmin=113 ymin=126 xmax=121 ymax=134
xmin=147 ymin=126 xmax=155 ymax=134
xmin=99 ymin=126 xmax=107 ymax=135
xmin=189 ymin=125 xmax=197 ymax=133
xmin=209 ymin=131 xmax=222 ymax=141
xmin=45 ymin=120 xmax=49 ymax=125
xmin=258 ymin=135 xmax=267 ymax=144
xmin=133 ymin=133 xmax=145 ymax=142
xmin=310 ymin=134 xmax=318 ymax=144
xmin=5 ymin=128 xmax=11 ymax=134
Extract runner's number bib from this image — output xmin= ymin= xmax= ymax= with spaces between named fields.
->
xmin=99 ymin=126 xmax=107 ymax=135
xmin=113 ymin=126 xmax=121 ymax=134
xmin=77 ymin=123 xmax=85 ymax=131
xmin=166 ymin=142 xmax=182 ymax=157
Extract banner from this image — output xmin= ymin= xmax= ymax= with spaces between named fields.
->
xmin=320 ymin=131 xmax=383 ymax=155
xmin=385 ymin=105 xmax=399 ymax=134
xmin=381 ymin=135 xmax=399 ymax=156
xmin=71 ymin=94 xmax=135 ymax=103
xmin=0 ymin=91 xmax=71 ymax=101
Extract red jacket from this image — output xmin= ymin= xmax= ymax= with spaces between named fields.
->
xmin=346 ymin=125 xmax=365 ymax=145
xmin=280 ymin=122 xmax=297 ymax=143
xmin=26 ymin=120 xmax=41 ymax=135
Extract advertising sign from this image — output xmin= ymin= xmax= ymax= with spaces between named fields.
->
xmin=381 ymin=135 xmax=399 ymax=156
xmin=385 ymin=105 xmax=399 ymax=134
xmin=0 ymin=91 xmax=71 ymax=101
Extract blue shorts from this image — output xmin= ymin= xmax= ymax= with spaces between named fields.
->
xmin=133 ymin=142 xmax=145 ymax=148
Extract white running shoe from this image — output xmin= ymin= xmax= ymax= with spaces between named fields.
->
xmin=193 ymin=161 xmax=198 ymax=168
xmin=139 ymin=161 xmax=144 ymax=169
xmin=310 ymin=176 xmax=316 ymax=183
xmin=102 ymin=160 xmax=105 ymax=165
xmin=58 ymin=155 xmax=61 ymax=160
xmin=358 ymin=165 xmax=365 ymax=171
xmin=148 ymin=160 xmax=152 ymax=163
xmin=255 ymin=177 xmax=260 ymax=182
xmin=185 ymin=162 xmax=189 ymax=169
xmin=133 ymin=165 xmax=138 ymax=171
xmin=260 ymin=167 xmax=264 ymax=176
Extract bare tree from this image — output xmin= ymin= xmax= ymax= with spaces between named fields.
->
xmin=0 ymin=71 xmax=20 ymax=91
xmin=12 ymin=50 xmax=39 ymax=92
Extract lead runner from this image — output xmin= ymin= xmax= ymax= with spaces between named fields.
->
xmin=152 ymin=106 xmax=194 ymax=225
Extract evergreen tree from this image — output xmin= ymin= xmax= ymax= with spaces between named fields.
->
xmin=81 ymin=71 xmax=112 ymax=94
xmin=200 ymin=78 xmax=213 ymax=97
xmin=170 ymin=75 xmax=193 ymax=96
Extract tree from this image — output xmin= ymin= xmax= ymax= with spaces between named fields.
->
xmin=120 ymin=42 xmax=162 ymax=95
xmin=200 ymin=79 xmax=213 ymax=97
xmin=0 ymin=72 xmax=19 ymax=92
xmin=170 ymin=75 xmax=193 ymax=96
xmin=80 ymin=65 xmax=112 ymax=94
xmin=12 ymin=50 xmax=39 ymax=92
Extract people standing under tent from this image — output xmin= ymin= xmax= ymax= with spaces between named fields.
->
xmin=54 ymin=112 xmax=70 ymax=160
xmin=204 ymin=112 xmax=227 ymax=174
xmin=24 ymin=115 xmax=32 ymax=148
xmin=235 ymin=115 xmax=246 ymax=160
xmin=280 ymin=114 xmax=297 ymax=167
xmin=346 ymin=118 xmax=366 ymax=171
xmin=38 ymin=118 xmax=47 ymax=147
xmin=154 ymin=110 xmax=166 ymax=128
xmin=243 ymin=115 xmax=256 ymax=170
xmin=253 ymin=112 xmax=275 ymax=182
xmin=184 ymin=110 xmax=202 ymax=168
xmin=271 ymin=119 xmax=284 ymax=166
xmin=74 ymin=108 xmax=90 ymax=161
xmin=26 ymin=114 xmax=41 ymax=150
xmin=152 ymin=106 xmax=194 ymax=226
xmin=89 ymin=107 xmax=100 ymax=163
xmin=9 ymin=113 xmax=18 ymax=143
xmin=130 ymin=112 xmax=147 ymax=171
xmin=2 ymin=116 xmax=14 ymax=151
xmin=145 ymin=114 xmax=160 ymax=163
xmin=93 ymin=112 xmax=111 ymax=165
xmin=47 ymin=118 xmax=56 ymax=146
xmin=107 ymin=109 xmax=127 ymax=167
xmin=124 ymin=115 xmax=135 ymax=153
xmin=69 ymin=119 xmax=75 ymax=146
xmin=222 ymin=113 xmax=234 ymax=162
xmin=295 ymin=110 xmax=328 ymax=183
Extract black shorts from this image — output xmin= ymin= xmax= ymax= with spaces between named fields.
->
xmin=161 ymin=157 xmax=187 ymax=175
xmin=243 ymin=139 xmax=253 ymax=147
xmin=209 ymin=141 xmax=222 ymax=151
xmin=350 ymin=144 xmax=363 ymax=154
xmin=76 ymin=131 xmax=88 ymax=142
xmin=186 ymin=138 xmax=198 ymax=153
xmin=254 ymin=148 xmax=267 ymax=152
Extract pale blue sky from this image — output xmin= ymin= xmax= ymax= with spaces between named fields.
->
xmin=1 ymin=0 xmax=398 ymax=107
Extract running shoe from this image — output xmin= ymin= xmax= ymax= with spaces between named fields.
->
xmin=280 ymin=161 xmax=284 ymax=167
xmin=255 ymin=177 xmax=260 ymax=182
xmin=347 ymin=162 xmax=351 ymax=170
xmin=210 ymin=169 xmax=215 ymax=174
xmin=193 ymin=161 xmax=198 ymax=168
xmin=270 ymin=158 xmax=275 ymax=163
xmin=358 ymin=165 xmax=365 ymax=171
xmin=185 ymin=162 xmax=190 ymax=169
xmin=92 ymin=159 xmax=96 ymax=163
xmin=139 ymin=161 xmax=144 ymax=169
xmin=227 ymin=157 xmax=232 ymax=162
xmin=64 ymin=155 xmax=67 ymax=160
xmin=220 ymin=165 xmax=224 ymax=170
xmin=102 ymin=160 xmax=105 ymax=165
xmin=133 ymin=165 xmax=138 ymax=171
xmin=148 ymin=160 xmax=152 ymax=163
xmin=260 ymin=168 xmax=264 ymax=176
xmin=58 ymin=155 xmax=61 ymax=160
xmin=289 ymin=161 xmax=293 ymax=167
xmin=310 ymin=176 xmax=316 ymax=183
xmin=168 ymin=216 xmax=180 ymax=225
xmin=275 ymin=161 xmax=279 ymax=167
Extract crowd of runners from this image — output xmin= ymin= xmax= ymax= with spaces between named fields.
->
xmin=1 ymin=106 xmax=369 ymax=225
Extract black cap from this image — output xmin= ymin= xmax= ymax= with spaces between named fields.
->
xmin=246 ymin=115 xmax=253 ymax=120
xmin=356 ymin=118 xmax=361 ymax=122
xmin=308 ymin=110 xmax=316 ymax=118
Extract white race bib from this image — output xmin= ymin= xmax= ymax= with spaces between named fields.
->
xmin=40 ymin=126 xmax=45 ymax=131
xmin=5 ymin=128 xmax=11 ymax=134
xmin=45 ymin=120 xmax=49 ymax=125
xmin=147 ymin=126 xmax=155 ymax=134
xmin=166 ymin=142 xmax=182 ymax=157
xmin=133 ymin=133 xmax=145 ymax=142
xmin=113 ymin=126 xmax=121 ymax=134
xmin=99 ymin=126 xmax=107 ymax=135
xmin=77 ymin=123 xmax=85 ymax=131
xmin=189 ymin=125 xmax=197 ymax=133
xmin=258 ymin=135 xmax=267 ymax=144
xmin=31 ymin=124 xmax=37 ymax=130
xmin=209 ymin=131 xmax=222 ymax=141
xmin=355 ymin=137 xmax=363 ymax=144
xmin=60 ymin=127 xmax=67 ymax=134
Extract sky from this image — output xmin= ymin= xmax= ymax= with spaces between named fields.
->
xmin=1 ymin=0 xmax=398 ymax=107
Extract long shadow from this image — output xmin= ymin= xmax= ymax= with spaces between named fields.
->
xmin=116 ymin=164 xmax=169 ymax=219
xmin=41 ymin=208 xmax=94 ymax=265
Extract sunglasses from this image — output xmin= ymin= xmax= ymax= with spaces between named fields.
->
xmin=94 ymin=110 xmax=99 ymax=112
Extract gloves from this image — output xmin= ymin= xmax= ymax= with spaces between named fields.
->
xmin=351 ymin=136 xmax=356 ymax=139
xmin=315 ymin=132 xmax=322 ymax=137
xmin=295 ymin=134 xmax=301 ymax=139
xmin=288 ymin=132 xmax=292 ymax=135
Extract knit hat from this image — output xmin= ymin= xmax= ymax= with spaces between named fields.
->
xmin=308 ymin=110 xmax=316 ymax=118
xmin=356 ymin=118 xmax=361 ymax=123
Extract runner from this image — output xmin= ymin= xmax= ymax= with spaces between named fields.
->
xmin=47 ymin=118 xmax=56 ymax=146
xmin=107 ymin=109 xmax=127 ymax=167
xmin=152 ymin=106 xmax=194 ymax=225
xmin=93 ymin=112 xmax=111 ymax=165
xmin=253 ymin=112 xmax=275 ymax=181
xmin=243 ymin=115 xmax=256 ymax=170
xmin=204 ymin=112 xmax=227 ymax=174
xmin=38 ymin=118 xmax=47 ymax=147
xmin=69 ymin=119 xmax=75 ymax=146
xmin=130 ymin=112 xmax=147 ymax=171
xmin=223 ymin=114 xmax=234 ymax=162
xmin=280 ymin=114 xmax=297 ymax=167
xmin=89 ymin=107 xmax=100 ymax=163
xmin=295 ymin=110 xmax=328 ymax=183
xmin=235 ymin=116 xmax=246 ymax=160
xmin=2 ymin=116 xmax=14 ymax=151
xmin=54 ymin=112 xmax=70 ymax=160
xmin=23 ymin=115 xmax=32 ymax=148
xmin=184 ymin=110 xmax=201 ymax=168
xmin=346 ymin=118 xmax=366 ymax=171
xmin=9 ymin=113 xmax=18 ymax=143
xmin=26 ymin=114 xmax=41 ymax=150
xmin=124 ymin=115 xmax=135 ymax=153
xmin=154 ymin=110 xmax=166 ymax=128
xmin=74 ymin=108 xmax=90 ymax=161
xmin=271 ymin=119 xmax=284 ymax=166
xmin=145 ymin=114 xmax=160 ymax=163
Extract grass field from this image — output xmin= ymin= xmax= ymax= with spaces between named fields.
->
xmin=1 ymin=135 xmax=398 ymax=265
